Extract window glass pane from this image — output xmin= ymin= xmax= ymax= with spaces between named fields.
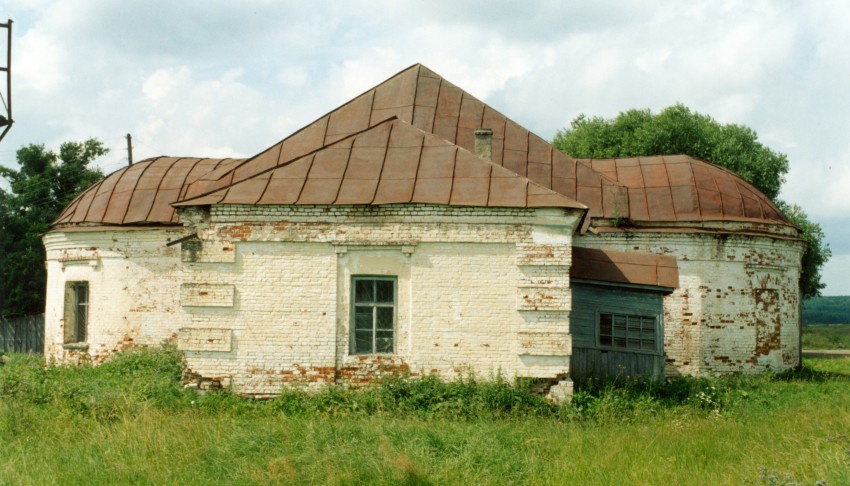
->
xmin=376 ymin=307 xmax=393 ymax=330
xmin=354 ymin=280 xmax=373 ymax=303
xmin=354 ymin=330 xmax=373 ymax=354
xmin=599 ymin=314 xmax=612 ymax=334
xmin=375 ymin=280 xmax=394 ymax=303
xmin=354 ymin=307 xmax=373 ymax=331
xmin=376 ymin=336 xmax=394 ymax=353
xmin=613 ymin=337 xmax=626 ymax=347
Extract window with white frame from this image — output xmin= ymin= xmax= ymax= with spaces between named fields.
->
xmin=351 ymin=276 xmax=395 ymax=354
xmin=598 ymin=312 xmax=657 ymax=352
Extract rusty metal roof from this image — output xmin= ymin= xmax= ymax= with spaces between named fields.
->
xmin=571 ymin=247 xmax=679 ymax=289
xmin=175 ymin=118 xmax=586 ymax=210
xmin=181 ymin=64 xmax=626 ymax=218
xmin=51 ymin=63 xmax=794 ymax=232
xmin=578 ymin=155 xmax=788 ymax=224
xmin=52 ymin=157 xmax=242 ymax=227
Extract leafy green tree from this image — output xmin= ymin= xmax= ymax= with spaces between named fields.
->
xmin=554 ymin=104 xmax=788 ymax=199
xmin=0 ymin=139 xmax=106 ymax=317
xmin=553 ymin=104 xmax=828 ymax=298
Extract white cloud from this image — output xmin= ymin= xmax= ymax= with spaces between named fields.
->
xmin=3 ymin=0 xmax=850 ymax=293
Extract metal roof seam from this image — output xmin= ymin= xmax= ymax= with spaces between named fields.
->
xmin=294 ymin=154 xmax=316 ymax=205
xmin=368 ymin=122 xmax=393 ymax=205
xmin=410 ymin=134 xmax=425 ymax=204
xmin=333 ymin=132 xmax=357 ymax=204
xmin=448 ymin=146 xmax=458 ymax=205
xmin=142 ymin=157 xmax=185 ymax=223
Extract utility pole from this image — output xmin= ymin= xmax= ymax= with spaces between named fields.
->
xmin=0 ymin=19 xmax=13 ymax=144
xmin=126 ymin=133 xmax=133 ymax=165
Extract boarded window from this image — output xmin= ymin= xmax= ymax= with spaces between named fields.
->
xmin=598 ymin=312 xmax=656 ymax=352
xmin=352 ymin=277 xmax=395 ymax=354
xmin=64 ymin=282 xmax=88 ymax=343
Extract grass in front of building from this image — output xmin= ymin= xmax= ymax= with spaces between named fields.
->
xmin=1 ymin=348 xmax=848 ymax=485
xmin=802 ymin=323 xmax=850 ymax=349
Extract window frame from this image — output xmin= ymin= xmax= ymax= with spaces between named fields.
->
xmin=64 ymin=281 xmax=89 ymax=343
xmin=595 ymin=308 xmax=661 ymax=355
xmin=350 ymin=276 xmax=396 ymax=355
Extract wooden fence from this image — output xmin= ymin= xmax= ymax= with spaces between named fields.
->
xmin=0 ymin=314 xmax=44 ymax=353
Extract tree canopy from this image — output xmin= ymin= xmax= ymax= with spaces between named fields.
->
xmin=0 ymin=139 xmax=106 ymax=318
xmin=553 ymin=104 xmax=829 ymax=298
xmin=553 ymin=104 xmax=788 ymax=199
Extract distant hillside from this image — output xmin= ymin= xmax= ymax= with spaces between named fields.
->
xmin=802 ymin=296 xmax=850 ymax=325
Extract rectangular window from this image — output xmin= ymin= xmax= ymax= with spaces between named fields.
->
xmin=352 ymin=276 xmax=395 ymax=354
xmin=598 ymin=312 xmax=656 ymax=352
xmin=64 ymin=282 xmax=88 ymax=343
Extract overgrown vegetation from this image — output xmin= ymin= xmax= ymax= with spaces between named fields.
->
xmin=803 ymin=295 xmax=850 ymax=324
xmin=1 ymin=346 xmax=849 ymax=484
xmin=803 ymin=324 xmax=850 ymax=350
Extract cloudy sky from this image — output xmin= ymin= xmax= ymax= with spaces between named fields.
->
xmin=1 ymin=0 xmax=848 ymax=294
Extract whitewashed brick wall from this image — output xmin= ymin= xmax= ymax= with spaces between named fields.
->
xmin=575 ymin=229 xmax=804 ymax=376
xmin=43 ymin=228 xmax=188 ymax=363
xmin=178 ymin=204 xmax=581 ymax=396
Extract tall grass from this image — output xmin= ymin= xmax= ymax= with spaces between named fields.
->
xmin=1 ymin=347 xmax=849 ymax=484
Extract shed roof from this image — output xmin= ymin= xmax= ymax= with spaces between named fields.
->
xmin=570 ymin=247 xmax=679 ymax=290
xmin=175 ymin=118 xmax=585 ymax=210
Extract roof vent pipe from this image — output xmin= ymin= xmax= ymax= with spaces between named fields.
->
xmin=474 ymin=128 xmax=493 ymax=161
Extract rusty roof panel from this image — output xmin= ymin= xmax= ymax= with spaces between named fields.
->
xmin=282 ymin=116 xmax=328 ymax=161
xmin=310 ymin=142 xmax=353 ymax=179
xmin=503 ymin=149 xmax=527 ymax=177
xmin=640 ymin=162 xmax=670 ymax=188
xmin=670 ymin=184 xmax=700 ymax=219
xmin=488 ymin=177 xmax=526 ymax=207
xmin=382 ymin=147 xmax=422 ymax=180
xmin=571 ymin=247 xmax=678 ymax=289
xmin=84 ymin=172 xmax=124 ymax=222
xmin=527 ymin=162 xmax=551 ymax=188
xmin=432 ymin=83 xmax=463 ymax=142
xmin=450 ymin=176 xmax=489 ymax=206
xmin=257 ymin=176 xmax=306 ymax=205
xmin=221 ymin=173 xmax=271 ymax=205
xmin=298 ymin=177 xmax=343 ymax=205
xmin=336 ymin=178 xmax=380 ymax=204
xmin=411 ymin=177 xmax=452 ymax=205
xmin=645 ymin=186 xmax=675 ymax=221
xmin=576 ymin=163 xmax=602 ymax=189
xmin=696 ymin=187 xmax=723 ymax=215
xmin=721 ymin=191 xmax=744 ymax=217
xmin=454 ymin=150 xmax=490 ymax=178
xmin=576 ymin=186 xmax=602 ymax=217
xmin=325 ymin=91 xmax=374 ymax=144
xmin=417 ymin=145 xmax=456 ymax=178
xmin=666 ymin=160 xmax=695 ymax=186
xmin=373 ymin=177 xmax=415 ymax=204
xmin=615 ymin=164 xmax=644 ymax=187
xmin=552 ymin=177 xmax=577 ymax=200
xmin=124 ymin=188 xmax=158 ymax=223
xmin=627 ymin=188 xmax=649 ymax=221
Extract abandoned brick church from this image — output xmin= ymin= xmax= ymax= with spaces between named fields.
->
xmin=44 ymin=64 xmax=803 ymax=398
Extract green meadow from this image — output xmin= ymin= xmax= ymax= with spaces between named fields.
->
xmin=1 ymin=347 xmax=848 ymax=485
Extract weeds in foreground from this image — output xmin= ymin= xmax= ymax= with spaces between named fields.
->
xmin=1 ymin=348 xmax=849 ymax=485
xmin=1 ymin=346 xmax=847 ymax=424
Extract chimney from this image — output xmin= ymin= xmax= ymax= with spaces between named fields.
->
xmin=474 ymin=128 xmax=493 ymax=161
